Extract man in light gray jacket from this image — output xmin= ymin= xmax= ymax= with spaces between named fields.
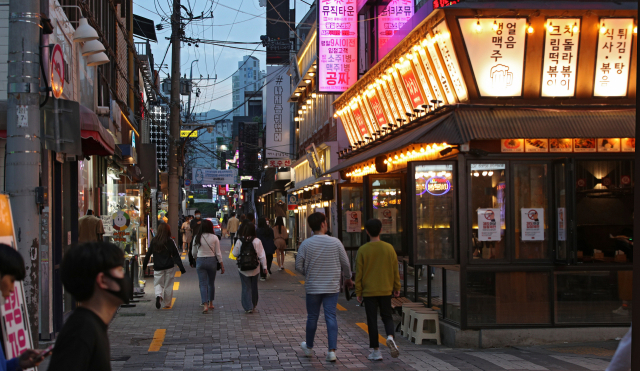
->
xmin=296 ymin=212 xmax=352 ymax=362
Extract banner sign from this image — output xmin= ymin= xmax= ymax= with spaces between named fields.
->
xmin=541 ymin=19 xmax=581 ymax=97
xmin=287 ymin=194 xmax=298 ymax=210
xmin=266 ymin=0 xmax=292 ymax=65
xmin=267 ymin=158 xmax=292 ymax=167
xmin=318 ymin=0 xmax=358 ymax=92
xmin=593 ymin=18 xmax=634 ymax=97
xmin=192 ymin=168 xmax=238 ymax=185
xmin=377 ymin=0 xmax=413 ymax=56
xmin=265 ymin=66 xmax=291 ymax=159
xmin=477 ymin=208 xmax=501 ymax=241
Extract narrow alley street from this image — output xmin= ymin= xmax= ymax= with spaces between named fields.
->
xmin=81 ymin=238 xmax=620 ymax=371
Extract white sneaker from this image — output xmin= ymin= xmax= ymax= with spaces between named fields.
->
xmin=300 ymin=342 xmax=313 ymax=357
xmin=326 ymin=351 xmax=337 ymax=362
xmin=386 ymin=336 xmax=400 ymax=358
xmin=613 ymin=306 xmax=629 ymax=315
xmin=368 ymin=350 xmax=383 ymax=361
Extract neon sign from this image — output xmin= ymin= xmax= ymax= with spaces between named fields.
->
xmin=318 ymin=0 xmax=358 ymax=92
xmin=418 ymin=176 xmax=451 ymax=196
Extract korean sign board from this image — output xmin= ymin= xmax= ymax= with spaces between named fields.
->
xmin=192 ymin=168 xmax=238 ymax=185
xmin=541 ymin=19 xmax=581 ymax=97
xmin=593 ymin=18 xmax=634 ymax=97
xmin=377 ymin=0 xmax=413 ymax=57
xmin=265 ymin=66 xmax=291 ymax=160
xmin=267 ymin=158 xmax=292 ymax=168
xmin=180 ymin=130 xmax=198 ymax=138
xmin=318 ymin=0 xmax=358 ymax=92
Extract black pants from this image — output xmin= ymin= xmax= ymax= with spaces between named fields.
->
xmin=261 ymin=254 xmax=274 ymax=278
xmin=363 ymin=296 xmax=395 ymax=348
xmin=230 ymin=232 xmax=236 ymax=242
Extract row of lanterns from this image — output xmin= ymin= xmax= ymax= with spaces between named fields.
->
xmin=345 ymin=143 xmax=451 ymax=178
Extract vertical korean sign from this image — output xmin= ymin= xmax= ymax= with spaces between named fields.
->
xmin=377 ymin=0 xmax=414 ymax=55
xmin=593 ymin=18 xmax=634 ymax=97
xmin=0 ymin=195 xmax=35 ymax=369
xmin=398 ymin=59 xmax=425 ymax=109
xmin=541 ymin=19 xmax=580 ymax=97
xmin=318 ymin=0 xmax=358 ymax=92
xmin=265 ymin=66 xmax=291 ymax=161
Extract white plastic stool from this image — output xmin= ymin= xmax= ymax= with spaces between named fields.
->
xmin=402 ymin=307 xmax=432 ymax=338
xmin=409 ymin=310 xmax=441 ymax=345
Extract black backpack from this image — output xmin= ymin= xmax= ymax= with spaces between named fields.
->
xmin=237 ymin=236 xmax=260 ymax=271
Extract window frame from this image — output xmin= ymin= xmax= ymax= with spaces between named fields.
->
xmin=364 ymin=173 xmax=407 ymax=257
xmin=337 ymin=182 xmax=365 ymax=251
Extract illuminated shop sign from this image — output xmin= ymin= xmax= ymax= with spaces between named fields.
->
xmin=541 ymin=19 xmax=581 ymax=97
xmin=318 ymin=0 xmax=358 ymax=92
xmin=425 ymin=177 xmax=451 ymax=196
xmin=593 ymin=18 xmax=634 ymax=97
xmin=378 ymin=0 xmax=414 ymax=56
xmin=433 ymin=21 xmax=469 ymax=101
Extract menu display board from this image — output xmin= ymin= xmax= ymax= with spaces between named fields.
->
xmin=459 ymin=18 xmax=528 ymax=97
xmin=351 ymin=104 xmax=370 ymax=138
xmin=391 ymin=69 xmax=414 ymax=114
xmin=621 ymin=138 xmax=636 ymax=152
xmin=541 ymin=18 xmax=581 ymax=97
xmin=501 ymin=139 xmax=524 ymax=152
xmin=574 ymin=138 xmax=596 ymax=152
xmin=425 ymin=36 xmax=457 ymax=103
xmin=549 ymin=138 xmax=573 ymax=152
xmin=380 ymin=78 xmax=402 ymax=121
xmin=377 ymin=0 xmax=414 ymax=54
xmin=525 ymin=139 xmax=549 ymax=152
xmin=409 ymin=53 xmax=435 ymax=104
xmin=415 ymin=47 xmax=446 ymax=104
xmin=384 ymin=75 xmax=408 ymax=120
xmin=318 ymin=0 xmax=358 ymax=92
xmin=374 ymin=84 xmax=397 ymax=124
xmin=398 ymin=59 xmax=426 ymax=109
xmin=433 ymin=21 xmax=469 ymax=101
xmin=367 ymin=91 xmax=388 ymax=128
xmin=593 ymin=18 xmax=634 ymax=97
xmin=597 ymin=138 xmax=621 ymax=152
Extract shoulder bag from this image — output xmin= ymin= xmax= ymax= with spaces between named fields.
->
xmin=203 ymin=235 xmax=222 ymax=271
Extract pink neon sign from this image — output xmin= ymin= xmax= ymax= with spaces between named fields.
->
xmin=318 ymin=0 xmax=358 ymax=92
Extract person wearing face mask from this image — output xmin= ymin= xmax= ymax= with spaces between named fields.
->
xmin=47 ymin=242 xmax=129 ymax=371
xmin=0 ymin=244 xmax=45 ymax=371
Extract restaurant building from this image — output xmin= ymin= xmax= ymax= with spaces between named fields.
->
xmin=323 ymin=1 xmax=637 ymax=347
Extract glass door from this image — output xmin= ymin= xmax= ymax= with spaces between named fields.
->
xmin=364 ymin=174 xmax=406 ymax=256
xmin=338 ymin=183 xmax=364 ymax=250
xmin=553 ymin=159 xmax=573 ymax=264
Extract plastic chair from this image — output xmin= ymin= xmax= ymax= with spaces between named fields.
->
xmin=409 ymin=310 xmax=441 ymax=345
xmin=402 ymin=306 xmax=432 ymax=338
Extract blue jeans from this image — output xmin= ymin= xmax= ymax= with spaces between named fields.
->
xmin=305 ymin=293 xmax=339 ymax=350
xmin=239 ymin=273 xmax=260 ymax=311
xmin=196 ymin=257 xmax=217 ymax=304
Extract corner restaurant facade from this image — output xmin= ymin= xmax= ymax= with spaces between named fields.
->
xmin=325 ymin=2 xmax=637 ymax=344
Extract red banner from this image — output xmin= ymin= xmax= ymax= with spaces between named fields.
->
xmin=219 ymin=186 xmax=227 ymax=196
xmin=400 ymin=63 xmax=426 ymax=108
xmin=352 ymin=107 xmax=369 ymax=137
xmin=368 ymin=95 xmax=387 ymax=128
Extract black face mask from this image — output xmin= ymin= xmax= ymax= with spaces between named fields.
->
xmin=103 ymin=271 xmax=130 ymax=305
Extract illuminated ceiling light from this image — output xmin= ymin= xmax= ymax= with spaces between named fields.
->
xmin=309 ymin=72 xmax=315 ymax=76
xmin=305 ymin=79 xmax=312 ymax=84
xmin=488 ymin=171 xmax=494 ymax=176
xmin=600 ymin=23 xmax=607 ymax=33
xmin=482 ymin=171 xmax=487 ymax=176
xmin=547 ymin=22 xmax=554 ymax=33
xmin=474 ymin=172 xmax=480 ymax=177
xmin=527 ymin=24 xmax=534 ymax=34
xmin=312 ymin=93 xmax=317 ymax=98
xmin=294 ymin=117 xmax=299 ymax=121
xmin=492 ymin=20 xmax=499 ymax=31
xmin=306 ymin=99 xmax=312 ymax=104
xmin=475 ymin=20 xmax=482 ymax=32
xmin=302 ymin=105 xmax=307 ymax=110
xmin=572 ymin=22 xmax=579 ymax=33
xmin=294 ymin=92 xmax=301 ymax=96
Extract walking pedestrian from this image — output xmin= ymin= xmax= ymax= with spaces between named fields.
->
xmin=143 ymin=223 xmax=186 ymax=309
xmin=273 ymin=216 xmax=288 ymax=271
xmin=181 ymin=216 xmax=193 ymax=253
xmin=189 ymin=210 xmax=204 ymax=267
xmin=232 ymin=223 xmax=267 ymax=313
xmin=192 ymin=219 xmax=225 ymax=313
xmin=296 ymin=212 xmax=353 ymax=362
xmin=257 ymin=217 xmax=276 ymax=280
xmin=355 ymin=218 xmax=401 ymax=360
xmin=0 ymin=244 xmax=45 ymax=371
xmin=227 ymin=212 xmax=240 ymax=245
xmin=78 ymin=209 xmax=105 ymax=243
xmin=48 ymin=242 xmax=129 ymax=370
xmin=235 ymin=214 xmax=246 ymax=246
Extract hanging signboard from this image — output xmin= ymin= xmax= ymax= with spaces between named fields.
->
xmin=459 ymin=18 xmax=528 ymax=97
xmin=377 ymin=0 xmax=414 ymax=57
xmin=521 ymin=208 xmax=544 ymax=241
xmin=433 ymin=21 xmax=469 ymax=102
xmin=318 ymin=0 xmax=358 ymax=92
xmin=425 ymin=35 xmax=457 ymax=103
xmin=390 ymin=68 xmax=414 ymax=114
xmin=0 ymin=195 xmax=36 ymax=370
xmin=398 ymin=59 xmax=426 ymax=109
xmin=192 ymin=168 xmax=238 ymax=185
xmin=593 ymin=18 xmax=634 ymax=97
xmin=366 ymin=91 xmax=388 ymax=128
xmin=50 ymin=44 xmax=65 ymax=99
xmin=477 ymin=208 xmax=501 ymax=241
xmin=287 ymin=194 xmax=298 ymax=210
xmin=351 ymin=104 xmax=369 ymax=138
xmin=266 ymin=66 xmax=291 ymax=159
xmin=180 ymin=130 xmax=198 ymax=138
xmin=346 ymin=211 xmax=362 ymax=232
xmin=267 ymin=158 xmax=292 ymax=167
xmin=415 ymin=47 xmax=446 ymax=104
xmin=541 ymin=18 xmax=581 ymax=97
xmin=408 ymin=53 xmax=435 ymax=105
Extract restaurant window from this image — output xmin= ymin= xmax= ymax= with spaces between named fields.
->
xmin=575 ymin=160 xmax=633 ymax=264
xmin=556 ymin=270 xmax=632 ymax=323
xmin=470 ymin=163 xmax=507 ymax=261
xmin=368 ymin=175 xmax=405 ymax=254
xmin=513 ymin=163 xmax=549 ymax=260
xmin=467 ymin=271 xmax=551 ymax=326
xmin=414 ymin=164 xmax=455 ymax=261
xmin=339 ymin=185 xmax=364 ymax=250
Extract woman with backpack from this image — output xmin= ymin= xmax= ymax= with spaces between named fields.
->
xmin=143 ymin=223 xmax=186 ymax=309
xmin=192 ymin=219 xmax=225 ymax=314
xmin=232 ymin=223 xmax=267 ymax=313
xmin=273 ymin=216 xmax=288 ymax=270
xmin=257 ymin=217 xmax=277 ymax=281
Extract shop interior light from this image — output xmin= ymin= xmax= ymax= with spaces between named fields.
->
xmin=302 ymin=105 xmax=307 ymax=110
xmin=298 ymin=110 xmax=302 ymax=115
xmin=482 ymin=171 xmax=488 ymax=176
xmin=527 ymin=24 xmax=534 ymax=34
xmin=488 ymin=171 xmax=494 ymax=176
xmin=294 ymin=117 xmax=299 ymax=121
xmin=634 ymin=25 xmax=638 ymax=34
xmin=323 ymin=201 xmax=329 ymax=207
xmin=314 ymin=184 xmax=320 ymax=188
xmin=474 ymin=172 xmax=480 ymax=177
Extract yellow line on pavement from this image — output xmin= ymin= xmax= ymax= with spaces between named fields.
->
xmin=337 ymin=304 xmax=347 ymax=311
xmin=355 ymin=323 xmax=387 ymax=346
xmin=284 ymin=269 xmax=296 ymax=276
xmin=174 ymin=271 xmax=181 ymax=278
xmin=173 ymin=282 xmax=180 ymax=290
xmin=162 ymin=298 xmax=176 ymax=309
xmin=148 ymin=329 xmax=166 ymax=351
xmin=299 ymin=280 xmax=305 ymax=285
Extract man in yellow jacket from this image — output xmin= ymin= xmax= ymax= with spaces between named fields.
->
xmin=356 ymin=218 xmax=401 ymax=361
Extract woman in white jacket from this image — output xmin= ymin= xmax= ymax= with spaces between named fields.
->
xmin=192 ymin=220 xmax=224 ymax=313
xmin=232 ymin=222 xmax=267 ymax=314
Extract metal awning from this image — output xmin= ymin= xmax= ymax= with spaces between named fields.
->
xmin=324 ymin=108 xmax=636 ymax=175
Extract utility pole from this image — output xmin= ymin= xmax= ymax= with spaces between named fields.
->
xmin=186 ymin=59 xmax=199 ymax=123
xmin=6 ymin=0 xmax=41 ymax=343
xmin=168 ymin=0 xmax=181 ymax=237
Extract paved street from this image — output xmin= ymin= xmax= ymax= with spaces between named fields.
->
xmin=67 ymin=238 xmax=620 ymax=370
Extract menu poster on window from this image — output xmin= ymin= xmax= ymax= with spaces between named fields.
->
xmin=375 ymin=208 xmax=397 ymax=234
xmin=558 ymin=208 xmax=566 ymax=241
xmin=525 ymin=139 xmax=549 ymax=152
xmin=521 ymin=208 xmax=545 ymax=241
xmin=593 ymin=18 xmax=634 ymax=97
xmin=597 ymin=138 xmax=621 ymax=152
xmin=541 ymin=18 xmax=581 ymax=97
xmin=574 ymin=138 xmax=596 ymax=152
xmin=622 ymin=138 xmax=636 ymax=152
xmin=477 ymin=208 xmax=501 ymax=241
xmin=549 ymin=138 xmax=573 ymax=152
xmin=346 ymin=211 xmax=362 ymax=232
xmin=318 ymin=0 xmax=358 ymax=92
xmin=459 ymin=18 xmax=528 ymax=97
xmin=501 ymin=139 xmax=524 ymax=152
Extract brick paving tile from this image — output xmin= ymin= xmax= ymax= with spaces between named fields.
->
xmin=39 ymin=238 xmax=619 ymax=370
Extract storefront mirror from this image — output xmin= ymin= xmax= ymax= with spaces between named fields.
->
xmin=470 ymin=163 xmax=506 ymax=260
xmin=513 ymin=163 xmax=549 ymax=259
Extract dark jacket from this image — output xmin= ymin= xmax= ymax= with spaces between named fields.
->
xmin=190 ymin=218 xmax=203 ymax=238
xmin=257 ymin=227 xmax=277 ymax=255
xmin=143 ymin=238 xmax=186 ymax=273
